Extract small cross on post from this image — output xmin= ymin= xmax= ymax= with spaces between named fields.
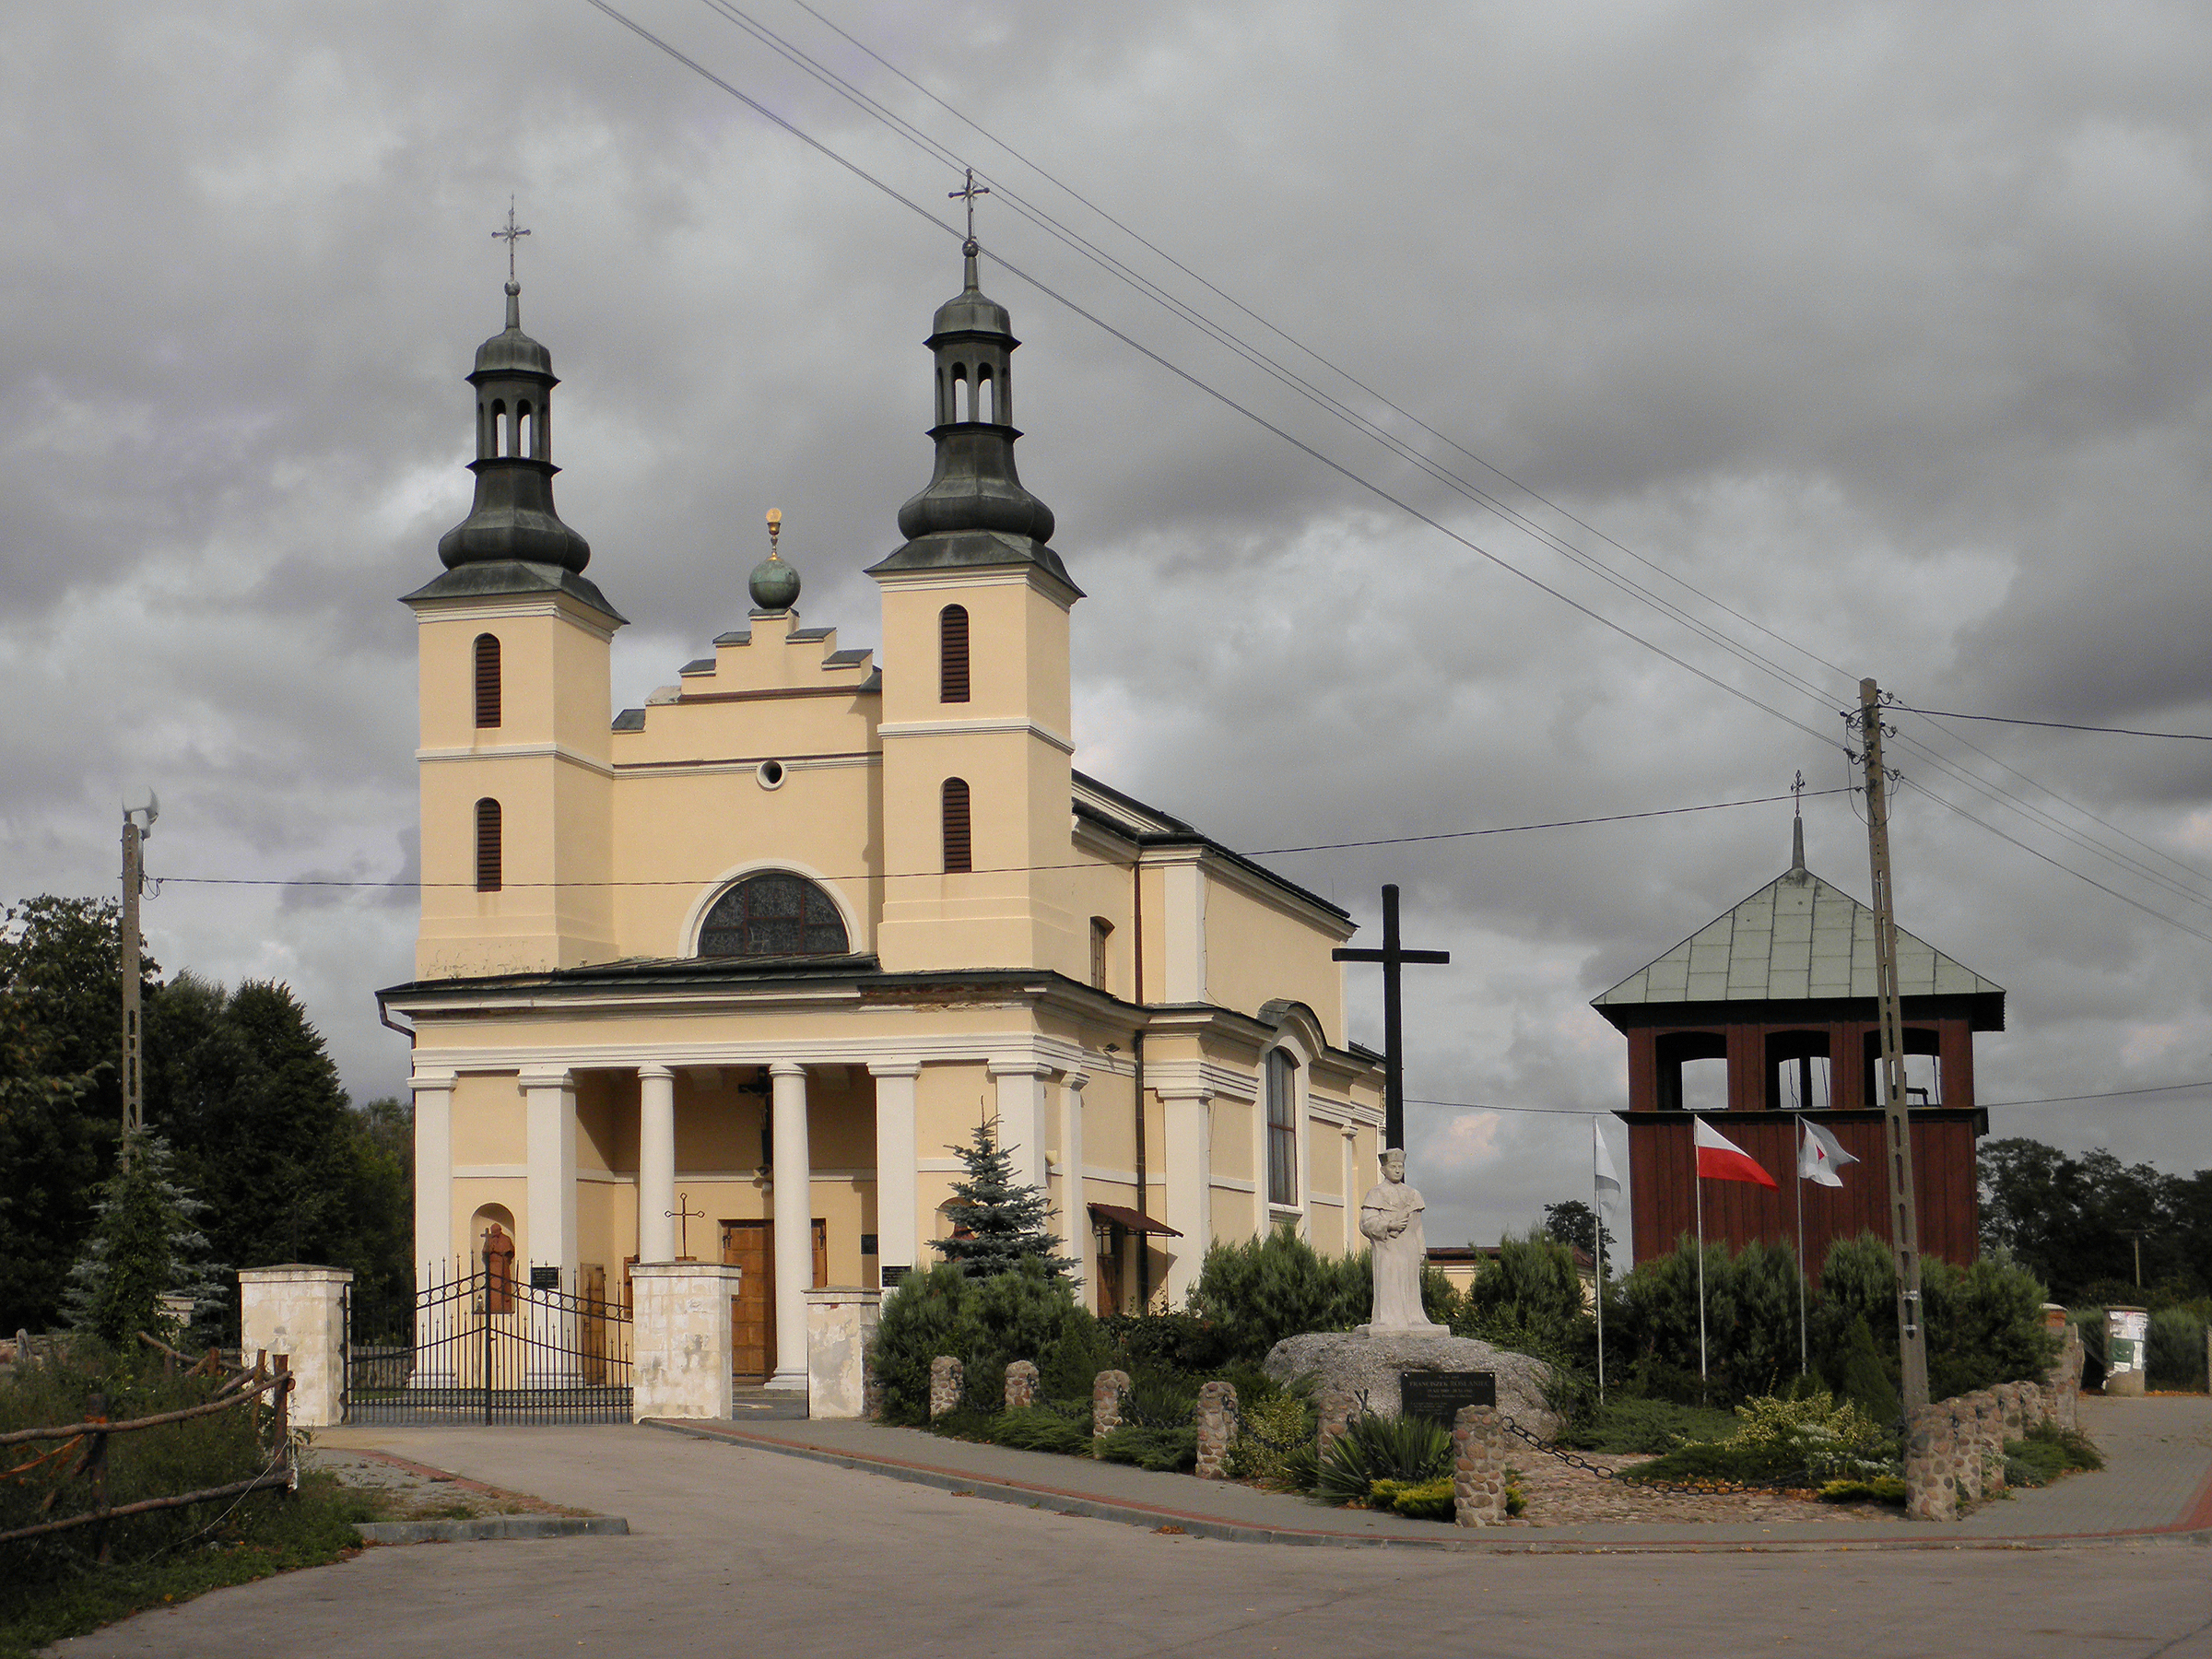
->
xmin=948 ymin=167 xmax=989 ymax=245
xmin=665 ymin=1191 xmax=705 ymax=1260
xmin=493 ymin=197 xmax=531 ymax=283
xmin=1333 ymin=884 xmax=1451 ymax=1153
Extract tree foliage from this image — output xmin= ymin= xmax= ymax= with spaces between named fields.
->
xmin=1188 ymin=1228 xmax=1368 ymax=1359
xmin=61 ymin=1133 xmax=225 ymax=1346
xmin=1981 ymin=1135 xmax=2210 ymax=1301
xmin=931 ymin=1116 xmax=1072 ymax=1278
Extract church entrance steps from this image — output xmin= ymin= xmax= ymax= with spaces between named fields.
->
xmin=730 ymin=1386 xmax=810 ymax=1420
xmin=644 ymin=1394 xmax=2212 ymax=1552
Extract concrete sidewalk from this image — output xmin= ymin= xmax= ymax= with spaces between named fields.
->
xmin=647 ymin=1394 xmax=2212 ymax=1551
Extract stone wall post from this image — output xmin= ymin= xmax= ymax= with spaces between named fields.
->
xmin=804 ymin=1288 xmax=881 ymax=1420
xmin=1903 ymin=1403 xmax=1957 ymax=1522
xmin=237 ymin=1265 xmax=352 ymax=1430
xmin=1452 ymin=1404 xmax=1508 ymax=1526
xmin=1317 ymin=1383 xmax=1356 ymax=1458
xmin=1972 ymin=1392 xmax=2006 ymax=1494
xmin=1947 ymin=1399 xmax=1982 ymax=1503
xmin=929 ymin=1356 xmax=963 ymax=1418
xmin=1092 ymin=1369 xmax=1130 ymax=1439
xmin=1194 ymin=1380 xmax=1236 ymax=1480
xmin=630 ymin=1262 xmax=744 ymax=1422
xmin=2047 ymin=1324 xmax=2085 ymax=1431
xmin=1005 ymin=1359 xmax=1041 ymax=1413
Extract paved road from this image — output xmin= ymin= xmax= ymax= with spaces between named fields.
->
xmin=53 ymin=1417 xmax=2212 ymax=1659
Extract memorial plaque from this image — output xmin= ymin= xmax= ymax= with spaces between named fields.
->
xmin=1398 ymin=1370 xmax=1495 ymax=1424
xmin=879 ymin=1265 xmax=910 ymax=1289
xmin=529 ymin=1265 xmax=560 ymax=1290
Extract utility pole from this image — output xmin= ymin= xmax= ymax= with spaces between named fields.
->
xmin=119 ymin=794 xmax=157 ymax=1163
xmin=1855 ymin=680 xmax=1930 ymax=1414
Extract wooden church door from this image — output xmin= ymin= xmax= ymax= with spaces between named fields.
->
xmin=722 ymin=1218 xmax=829 ymax=1383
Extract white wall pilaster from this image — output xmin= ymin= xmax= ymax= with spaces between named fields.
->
xmin=868 ymin=1061 xmax=921 ymax=1276
xmin=991 ymin=1059 xmax=1053 ymax=1193
xmin=1160 ymin=857 xmax=1206 ymax=1003
xmin=637 ymin=1064 xmax=677 ymax=1264
xmin=769 ymin=1061 xmax=812 ymax=1391
xmin=521 ymin=1067 xmax=578 ymax=1288
xmin=410 ymin=1072 xmax=455 ymax=1289
xmin=1162 ymin=1088 xmax=1213 ymax=1305
xmin=1059 ymin=1070 xmax=1090 ymax=1307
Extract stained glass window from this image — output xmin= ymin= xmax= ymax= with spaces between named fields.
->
xmin=698 ymin=872 xmax=849 ymax=958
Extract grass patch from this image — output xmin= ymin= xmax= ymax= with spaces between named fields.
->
xmin=2003 ymin=1422 xmax=2102 ymax=1488
xmin=0 ymin=1472 xmax=373 ymax=1659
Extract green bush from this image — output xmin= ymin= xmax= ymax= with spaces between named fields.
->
xmin=873 ymin=1258 xmax=1091 ymax=1425
xmin=874 ymin=1262 xmax=978 ymax=1425
xmin=1187 ymin=1230 xmax=1368 ymax=1366
xmin=1096 ymin=1426 xmax=1197 ymax=1472
xmin=1814 ymin=1236 xmax=2056 ymax=1406
xmin=1313 ymin=1410 xmax=1453 ymax=1506
xmin=1557 ymin=1397 xmax=1737 ymax=1453
xmin=988 ymin=1407 xmax=1093 ymax=1456
xmin=1459 ymin=1230 xmax=1588 ymax=1333
xmin=1096 ymin=1311 xmax=1233 ymax=1376
xmin=1610 ymin=1236 xmax=1801 ymax=1404
xmin=1726 ymin=1389 xmax=1892 ymax=1482
xmin=1225 ymin=1382 xmax=1315 ymax=1487
xmin=1614 ymin=1438 xmax=1808 ymax=1488
xmin=2004 ymin=1421 xmax=2102 ymax=1486
xmin=1828 ymin=1314 xmax=1901 ymax=1427
xmin=2147 ymin=1308 xmax=2209 ymax=1390
xmin=1818 ymin=1476 xmax=1906 ymax=1504
xmin=1368 ymin=1476 xmax=1455 ymax=1521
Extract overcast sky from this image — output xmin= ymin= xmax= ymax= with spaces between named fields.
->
xmin=6 ymin=1 xmax=2211 ymax=1256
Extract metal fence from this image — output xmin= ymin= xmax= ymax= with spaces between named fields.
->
xmin=344 ymin=1260 xmax=631 ymax=1425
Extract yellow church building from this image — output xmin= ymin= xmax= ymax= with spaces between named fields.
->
xmin=378 ymin=240 xmax=1384 ymax=1390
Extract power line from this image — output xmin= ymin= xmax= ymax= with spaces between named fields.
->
xmin=1410 ymin=1080 xmax=2212 ymax=1117
xmin=153 ymin=787 xmax=1841 ymax=891
xmin=1981 ymin=1081 xmax=2212 ymax=1107
xmin=1890 ymin=707 xmax=2212 ymax=742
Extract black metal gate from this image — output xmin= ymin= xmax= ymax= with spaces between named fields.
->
xmin=345 ymin=1260 xmax=631 ymax=1425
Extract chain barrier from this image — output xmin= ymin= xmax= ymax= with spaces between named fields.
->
xmin=1495 ymin=1410 xmax=1818 ymax=1498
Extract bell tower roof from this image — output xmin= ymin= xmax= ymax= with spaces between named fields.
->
xmin=866 ymin=235 xmax=1079 ymax=598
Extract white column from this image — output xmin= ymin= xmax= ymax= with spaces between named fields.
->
xmin=869 ymin=1061 xmax=921 ymax=1279
xmin=991 ymin=1059 xmax=1053 ymax=1193
xmin=1342 ymin=1125 xmax=1360 ymax=1254
xmin=1161 ymin=1088 xmax=1213 ymax=1306
xmin=768 ymin=1061 xmax=811 ymax=1391
xmin=1059 ymin=1070 xmax=1091 ymax=1307
xmin=637 ymin=1064 xmax=677 ymax=1264
xmin=410 ymin=1071 xmax=455 ymax=1289
xmin=521 ymin=1067 xmax=578 ymax=1288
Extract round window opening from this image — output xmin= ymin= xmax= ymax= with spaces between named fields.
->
xmin=756 ymin=759 xmax=785 ymax=790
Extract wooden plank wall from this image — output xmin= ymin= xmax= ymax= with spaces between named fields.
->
xmin=1622 ymin=1109 xmax=1979 ymax=1279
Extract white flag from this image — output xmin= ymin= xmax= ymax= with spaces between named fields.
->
xmin=1798 ymin=1118 xmax=1859 ymax=1188
xmin=1593 ymin=1120 xmax=1623 ymax=1210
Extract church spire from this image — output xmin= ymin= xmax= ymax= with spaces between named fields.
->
xmin=866 ymin=227 xmax=1077 ymax=594
xmin=1789 ymin=770 xmax=1807 ymax=878
xmin=435 ymin=218 xmax=590 ymax=575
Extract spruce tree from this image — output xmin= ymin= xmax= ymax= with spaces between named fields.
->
xmin=62 ymin=1133 xmax=226 ymax=1347
xmin=932 ymin=1116 xmax=1073 ymax=1278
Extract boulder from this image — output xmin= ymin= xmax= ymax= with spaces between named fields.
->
xmin=1263 ymin=1329 xmax=1561 ymax=1442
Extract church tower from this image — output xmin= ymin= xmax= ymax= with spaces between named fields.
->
xmin=866 ymin=234 xmax=1086 ymax=974
xmin=402 ymin=265 xmax=623 ymax=978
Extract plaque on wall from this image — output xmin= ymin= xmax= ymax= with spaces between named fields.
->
xmin=879 ymin=1265 xmax=910 ymax=1289
xmin=1398 ymin=1370 xmax=1495 ymax=1425
xmin=529 ymin=1265 xmax=560 ymax=1290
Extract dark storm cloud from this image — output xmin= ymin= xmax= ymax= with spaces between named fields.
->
xmin=6 ymin=0 xmax=2212 ymax=1248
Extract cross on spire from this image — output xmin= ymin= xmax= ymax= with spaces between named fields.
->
xmin=949 ymin=168 xmax=989 ymax=246
xmin=1790 ymin=769 xmax=1807 ymax=872
xmin=493 ymin=197 xmax=531 ymax=284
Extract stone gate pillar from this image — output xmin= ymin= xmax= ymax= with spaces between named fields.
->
xmin=631 ymin=1262 xmax=743 ymax=1421
xmin=238 ymin=1265 xmax=352 ymax=1430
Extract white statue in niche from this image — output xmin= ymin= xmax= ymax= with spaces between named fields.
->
xmin=1359 ymin=1147 xmax=1445 ymax=1334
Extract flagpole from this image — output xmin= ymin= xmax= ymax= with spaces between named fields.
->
xmin=1793 ymin=1112 xmax=1808 ymax=1377
xmin=1592 ymin=1116 xmax=1606 ymax=1403
xmin=1693 ymin=1117 xmax=1708 ymax=1395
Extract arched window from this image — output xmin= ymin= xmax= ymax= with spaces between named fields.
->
xmin=491 ymin=399 xmax=507 ymax=457
xmin=939 ymin=604 xmax=970 ymax=703
xmin=516 ymin=401 xmax=534 ymax=457
xmin=976 ymin=365 xmax=994 ymax=423
xmin=698 ymin=871 xmax=850 ymax=957
xmin=1265 ymin=1050 xmax=1299 ymax=1206
xmin=952 ymin=364 xmax=970 ymax=423
xmin=473 ymin=633 xmax=500 ymax=728
xmin=475 ymin=798 xmax=502 ymax=892
xmin=942 ymin=778 xmax=971 ymax=874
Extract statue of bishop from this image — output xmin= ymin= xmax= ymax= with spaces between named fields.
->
xmin=1358 ymin=1147 xmax=1446 ymax=1334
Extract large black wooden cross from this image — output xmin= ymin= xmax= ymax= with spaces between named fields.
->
xmin=1333 ymin=884 xmax=1450 ymax=1152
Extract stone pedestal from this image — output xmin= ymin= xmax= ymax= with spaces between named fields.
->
xmin=630 ymin=1263 xmax=743 ymax=1422
xmin=1092 ymin=1370 xmax=1130 ymax=1439
xmin=1265 ymin=1330 xmax=1559 ymax=1441
xmin=805 ymin=1288 xmax=881 ymax=1420
xmin=1452 ymin=1405 xmax=1509 ymax=1526
xmin=1194 ymin=1380 xmax=1236 ymax=1480
xmin=930 ymin=1356 xmax=963 ymax=1418
xmin=1946 ymin=1399 xmax=1983 ymax=1502
xmin=238 ymin=1265 xmax=351 ymax=1430
xmin=1003 ymin=1359 xmax=1040 ymax=1413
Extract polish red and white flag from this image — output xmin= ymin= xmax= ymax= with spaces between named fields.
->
xmin=1692 ymin=1116 xmax=1777 ymax=1188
